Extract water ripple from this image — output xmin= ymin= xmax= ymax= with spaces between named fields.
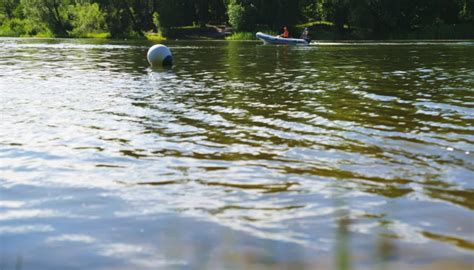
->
xmin=1 ymin=38 xmax=473 ymax=268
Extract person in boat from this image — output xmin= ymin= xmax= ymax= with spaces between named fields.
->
xmin=300 ymin=27 xmax=311 ymax=43
xmin=277 ymin=26 xmax=289 ymax=38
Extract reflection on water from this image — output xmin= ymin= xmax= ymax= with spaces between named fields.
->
xmin=0 ymin=38 xmax=473 ymax=269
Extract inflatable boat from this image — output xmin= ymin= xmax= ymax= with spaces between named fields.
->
xmin=256 ymin=32 xmax=309 ymax=46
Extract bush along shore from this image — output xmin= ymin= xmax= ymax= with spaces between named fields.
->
xmin=1 ymin=0 xmax=473 ymax=40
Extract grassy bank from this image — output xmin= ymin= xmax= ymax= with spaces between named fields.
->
xmin=225 ymin=29 xmax=278 ymax=40
xmin=0 ymin=18 xmax=51 ymax=38
xmin=225 ymin=32 xmax=256 ymax=40
xmin=144 ymin=32 xmax=166 ymax=41
xmin=2 ymin=19 xmax=472 ymax=41
xmin=75 ymin=32 xmax=110 ymax=39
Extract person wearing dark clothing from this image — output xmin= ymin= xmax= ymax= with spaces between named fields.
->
xmin=300 ymin=27 xmax=311 ymax=43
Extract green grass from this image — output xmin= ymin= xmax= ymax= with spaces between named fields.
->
xmin=226 ymin=30 xmax=278 ymax=40
xmin=296 ymin=20 xmax=334 ymax=28
xmin=0 ymin=30 xmax=15 ymax=37
xmin=0 ymin=18 xmax=27 ymax=37
xmin=31 ymin=31 xmax=54 ymax=38
xmin=74 ymin=32 xmax=110 ymax=39
xmin=225 ymin=32 xmax=256 ymax=40
xmin=145 ymin=32 xmax=166 ymax=41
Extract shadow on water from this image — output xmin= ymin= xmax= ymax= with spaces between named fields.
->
xmin=196 ymin=179 xmax=299 ymax=193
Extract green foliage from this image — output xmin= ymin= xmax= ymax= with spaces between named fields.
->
xmin=460 ymin=0 xmax=474 ymax=21
xmin=68 ymin=3 xmax=105 ymax=37
xmin=0 ymin=0 xmax=472 ymax=39
xmin=225 ymin=31 xmax=256 ymax=40
xmin=81 ymin=32 xmax=109 ymax=38
xmin=0 ymin=0 xmax=21 ymax=20
xmin=98 ymin=1 xmax=136 ymax=38
xmin=227 ymin=0 xmax=256 ymax=31
xmin=145 ymin=31 xmax=166 ymax=41
xmin=21 ymin=0 xmax=72 ymax=37
xmin=157 ymin=0 xmax=195 ymax=30
xmin=225 ymin=30 xmax=279 ymax=40
xmin=300 ymin=0 xmax=320 ymax=22
xmin=0 ymin=18 xmax=25 ymax=36
xmin=0 ymin=17 xmax=50 ymax=37
xmin=152 ymin=11 xmax=160 ymax=30
xmin=227 ymin=1 xmax=245 ymax=30
xmin=316 ymin=0 xmax=350 ymax=33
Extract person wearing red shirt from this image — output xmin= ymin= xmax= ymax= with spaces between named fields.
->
xmin=278 ymin=26 xmax=289 ymax=38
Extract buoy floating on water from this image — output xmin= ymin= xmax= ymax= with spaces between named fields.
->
xmin=147 ymin=44 xmax=172 ymax=67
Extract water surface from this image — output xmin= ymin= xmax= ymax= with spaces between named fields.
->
xmin=1 ymin=38 xmax=473 ymax=269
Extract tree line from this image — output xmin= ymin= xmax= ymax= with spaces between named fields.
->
xmin=1 ymin=0 xmax=473 ymax=39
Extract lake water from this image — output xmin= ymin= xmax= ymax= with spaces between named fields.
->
xmin=0 ymin=38 xmax=473 ymax=269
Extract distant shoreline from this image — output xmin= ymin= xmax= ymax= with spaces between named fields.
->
xmin=3 ymin=23 xmax=474 ymax=42
xmin=1 ymin=36 xmax=473 ymax=44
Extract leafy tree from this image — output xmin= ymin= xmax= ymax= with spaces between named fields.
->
xmin=300 ymin=0 xmax=321 ymax=22
xmin=314 ymin=0 xmax=350 ymax=33
xmin=1 ymin=0 xmax=472 ymax=39
xmin=459 ymin=0 xmax=474 ymax=21
xmin=95 ymin=0 xmax=144 ymax=38
xmin=21 ymin=0 xmax=72 ymax=36
xmin=227 ymin=0 xmax=256 ymax=31
xmin=0 ymin=0 xmax=23 ymax=20
xmin=69 ymin=2 xmax=106 ymax=37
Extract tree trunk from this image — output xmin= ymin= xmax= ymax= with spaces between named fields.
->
xmin=122 ymin=1 xmax=144 ymax=36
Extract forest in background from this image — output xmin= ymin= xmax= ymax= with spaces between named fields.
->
xmin=1 ymin=0 xmax=473 ymax=40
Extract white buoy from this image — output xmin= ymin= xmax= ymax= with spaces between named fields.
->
xmin=147 ymin=44 xmax=173 ymax=67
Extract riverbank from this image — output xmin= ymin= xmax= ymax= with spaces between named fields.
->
xmin=0 ymin=23 xmax=227 ymax=41
xmin=2 ymin=23 xmax=473 ymax=41
xmin=138 ymin=22 xmax=474 ymax=41
xmin=141 ymin=22 xmax=474 ymax=41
